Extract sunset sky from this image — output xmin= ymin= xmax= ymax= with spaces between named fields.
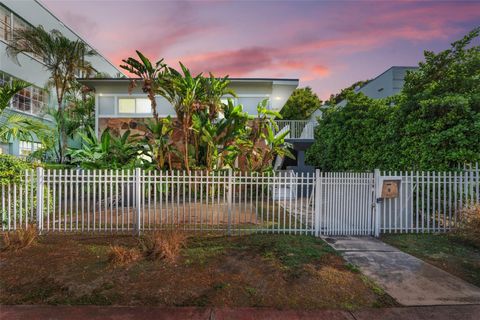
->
xmin=43 ymin=0 xmax=480 ymax=100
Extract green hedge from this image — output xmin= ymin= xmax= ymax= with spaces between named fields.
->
xmin=0 ymin=154 xmax=33 ymax=185
xmin=306 ymin=28 xmax=480 ymax=171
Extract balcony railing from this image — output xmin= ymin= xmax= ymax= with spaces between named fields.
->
xmin=274 ymin=120 xmax=317 ymax=140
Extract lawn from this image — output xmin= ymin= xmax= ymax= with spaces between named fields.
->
xmin=382 ymin=233 xmax=480 ymax=287
xmin=0 ymin=233 xmax=394 ymax=309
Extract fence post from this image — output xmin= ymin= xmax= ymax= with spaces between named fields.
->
xmin=314 ymin=169 xmax=321 ymax=237
xmin=36 ymin=167 xmax=44 ymax=234
xmin=135 ymin=167 xmax=141 ymax=235
xmin=374 ymin=169 xmax=381 ymax=237
xmin=227 ymin=168 xmax=232 ymax=235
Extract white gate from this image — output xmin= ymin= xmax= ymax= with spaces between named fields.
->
xmin=316 ymin=172 xmax=375 ymax=236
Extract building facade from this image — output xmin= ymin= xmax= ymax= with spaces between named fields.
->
xmin=0 ymin=0 xmax=122 ymax=156
xmin=78 ymin=78 xmax=299 ymax=137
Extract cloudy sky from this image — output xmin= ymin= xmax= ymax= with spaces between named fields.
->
xmin=42 ymin=0 xmax=480 ymax=100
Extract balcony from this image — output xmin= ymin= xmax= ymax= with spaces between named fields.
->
xmin=274 ymin=120 xmax=317 ymax=140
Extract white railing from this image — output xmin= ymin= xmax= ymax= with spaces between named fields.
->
xmin=274 ymin=120 xmax=316 ymax=139
xmin=1 ymin=166 xmax=478 ymax=236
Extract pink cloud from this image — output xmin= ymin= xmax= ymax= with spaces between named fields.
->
xmin=42 ymin=0 xmax=480 ymax=100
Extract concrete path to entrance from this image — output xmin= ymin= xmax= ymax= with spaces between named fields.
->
xmin=324 ymin=236 xmax=480 ymax=306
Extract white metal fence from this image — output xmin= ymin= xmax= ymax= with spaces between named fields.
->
xmin=1 ymin=169 xmax=317 ymax=235
xmin=379 ymin=169 xmax=480 ymax=234
xmin=1 ymin=166 xmax=479 ymax=236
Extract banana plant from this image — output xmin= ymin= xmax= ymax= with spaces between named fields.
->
xmin=137 ymin=117 xmax=179 ymax=170
xmin=120 ymin=50 xmax=168 ymax=121
xmin=157 ymin=63 xmax=206 ymax=172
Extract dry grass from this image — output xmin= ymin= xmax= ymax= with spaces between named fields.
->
xmin=108 ymin=245 xmax=141 ymax=265
xmin=457 ymin=204 xmax=480 ymax=247
xmin=138 ymin=230 xmax=187 ymax=262
xmin=1 ymin=224 xmax=38 ymax=251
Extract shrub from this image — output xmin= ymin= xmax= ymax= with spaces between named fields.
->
xmin=0 ymin=154 xmax=32 ymax=185
xmin=138 ymin=230 xmax=187 ymax=262
xmin=107 ymin=245 xmax=141 ymax=265
xmin=456 ymin=204 xmax=480 ymax=248
xmin=1 ymin=224 xmax=38 ymax=251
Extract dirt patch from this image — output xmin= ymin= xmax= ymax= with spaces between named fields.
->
xmin=0 ymin=233 xmax=394 ymax=309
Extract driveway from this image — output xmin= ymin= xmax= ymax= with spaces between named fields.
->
xmin=324 ymin=236 xmax=480 ymax=306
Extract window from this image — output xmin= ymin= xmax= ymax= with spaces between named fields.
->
xmin=0 ymin=5 xmax=11 ymax=41
xmin=19 ymin=141 xmax=41 ymax=157
xmin=1 ymin=71 xmax=48 ymax=115
xmin=237 ymin=97 xmax=268 ymax=115
xmin=118 ymin=98 xmax=135 ymax=113
xmin=136 ymin=99 xmax=151 ymax=113
xmin=98 ymin=96 xmax=115 ymax=115
xmin=0 ymin=143 xmax=9 ymax=155
xmin=13 ymin=87 xmax=31 ymax=113
xmin=0 ymin=5 xmax=46 ymax=63
xmin=118 ymin=98 xmax=151 ymax=114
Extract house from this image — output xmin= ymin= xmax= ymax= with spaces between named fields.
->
xmin=77 ymin=77 xmax=299 ymax=137
xmin=0 ymin=0 xmax=122 ymax=157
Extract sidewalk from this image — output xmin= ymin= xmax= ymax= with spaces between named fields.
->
xmin=1 ymin=305 xmax=480 ymax=320
xmin=325 ymin=236 xmax=480 ymax=306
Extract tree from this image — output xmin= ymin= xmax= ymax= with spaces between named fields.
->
xmin=7 ymin=25 xmax=97 ymax=163
xmin=279 ymin=87 xmax=322 ymax=120
xmin=120 ymin=51 xmax=167 ymax=122
xmin=328 ymin=80 xmax=370 ymax=105
xmin=0 ymin=79 xmax=49 ymax=147
xmin=396 ymin=27 xmax=480 ymax=170
xmin=158 ymin=63 xmax=206 ymax=172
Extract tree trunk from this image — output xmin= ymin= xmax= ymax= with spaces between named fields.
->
xmin=57 ymin=98 xmax=66 ymax=164
xmin=148 ymin=92 xmax=158 ymax=122
xmin=184 ymin=124 xmax=190 ymax=172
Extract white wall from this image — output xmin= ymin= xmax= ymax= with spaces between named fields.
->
xmin=1 ymin=0 xmax=121 ymax=82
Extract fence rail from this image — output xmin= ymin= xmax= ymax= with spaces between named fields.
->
xmin=1 ymin=166 xmax=478 ymax=236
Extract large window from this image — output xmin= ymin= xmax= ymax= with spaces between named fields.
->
xmin=118 ymin=98 xmax=151 ymax=114
xmin=0 ymin=5 xmax=11 ymax=41
xmin=0 ymin=4 xmax=47 ymax=63
xmin=0 ymin=71 xmax=48 ymax=115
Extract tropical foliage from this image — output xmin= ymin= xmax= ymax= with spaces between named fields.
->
xmin=0 ymin=79 xmax=49 ymax=147
xmin=67 ymin=128 xmax=143 ymax=169
xmin=7 ymin=25 xmax=97 ymax=163
xmin=306 ymin=28 xmax=480 ymax=171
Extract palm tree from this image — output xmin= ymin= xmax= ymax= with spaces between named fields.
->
xmin=0 ymin=79 xmax=49 ymax=146
xmin=6 ymin=25 xmax=97 ymax=163
xmin=120 ymin=51 xmax=167 ymax=122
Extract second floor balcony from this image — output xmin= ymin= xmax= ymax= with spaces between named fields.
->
xmin=274 ymin=120 xmax=317 ymax=140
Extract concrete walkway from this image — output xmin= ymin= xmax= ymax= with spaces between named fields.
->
xmin=324 ymin=236 xmax=480 ymax=306
xmin=1 ymin=305 xmax=480 ymax=320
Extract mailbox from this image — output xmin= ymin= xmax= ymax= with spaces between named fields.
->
xmin=381 ymin=180 xmax=399 ymax=198
xmin=376 ymin=176 xmax=402 ymax=199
